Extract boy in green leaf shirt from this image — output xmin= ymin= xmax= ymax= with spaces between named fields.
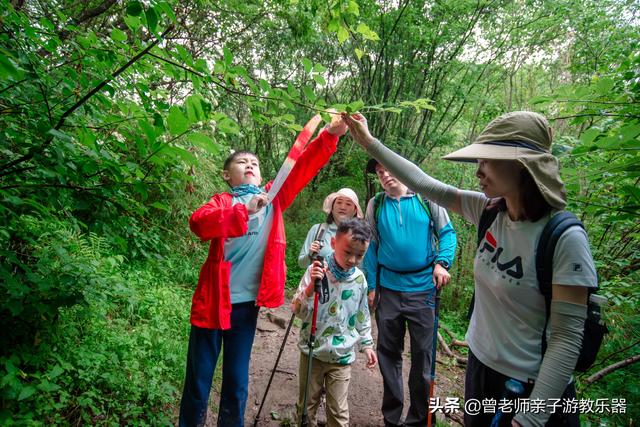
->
xmin=292 ymin=218 xmax=377 ymax=427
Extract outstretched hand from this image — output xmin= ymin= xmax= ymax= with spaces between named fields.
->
xmin=341 ymin=112 xmax=375 ymax=147
xmin=326 ymin=110 xmax=348 ymax=136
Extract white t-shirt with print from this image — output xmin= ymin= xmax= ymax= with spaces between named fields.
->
xmin=460 ymin=191 xmax=597 ymax=383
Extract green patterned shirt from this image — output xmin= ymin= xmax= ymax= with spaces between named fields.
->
xmin=293 ymin=265 xmax=374 ymax=365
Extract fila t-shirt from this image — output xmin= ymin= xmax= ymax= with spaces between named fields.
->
xmin=461 ymin=190 xmax=597 ymax=383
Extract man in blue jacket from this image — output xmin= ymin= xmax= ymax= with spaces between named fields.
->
xmin=364 ymin=158 xmax=457 ymax=427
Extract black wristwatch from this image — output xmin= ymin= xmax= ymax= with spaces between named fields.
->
xmin=435 ymin=260 xmax=450 ymax=271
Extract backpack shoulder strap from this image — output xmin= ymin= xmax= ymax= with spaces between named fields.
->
xmin=373 ymin=192 xmax=385 ymax=224
xmin=418 ymin=196 xmax=432 ymax=219
xmin=468 ymin=202 xmax=501 ymax=320
xmin=535 ymin=211 xmax=585 ymax=300
xmin=477 ymin=202 xmax=500 ymax=247
xmin=536 ymin=211 xmax=586 ymax=356
xmin=372 ymin=192 xmax=385 ymax=309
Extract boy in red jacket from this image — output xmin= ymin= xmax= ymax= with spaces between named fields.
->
xmin=179 ymin=117 xmax=347 ymax=427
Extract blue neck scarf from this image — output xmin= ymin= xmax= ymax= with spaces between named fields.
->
xmin=231 ymin=184 xmax=263 ymax=197
xmin=327 ymin=254 xmax=355 ymax=282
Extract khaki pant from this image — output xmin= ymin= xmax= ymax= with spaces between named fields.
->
xmin=297 ymin=352 xmax=351 ymax=427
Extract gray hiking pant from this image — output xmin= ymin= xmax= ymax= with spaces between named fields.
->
xmin=375 ymin=287 xmax=436 ymax=427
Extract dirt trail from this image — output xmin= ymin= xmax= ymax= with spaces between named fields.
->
xmin=207 ymin=301 xmax=466 ymax=426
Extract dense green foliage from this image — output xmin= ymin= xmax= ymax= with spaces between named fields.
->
xmin=1 ymin=0 xmax=638 ymax=424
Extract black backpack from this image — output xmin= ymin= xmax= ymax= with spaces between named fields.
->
xmin=469 ymin=205 xmax=608 ymax=372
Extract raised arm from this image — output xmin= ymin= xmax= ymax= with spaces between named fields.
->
xmin=276 ymin=115 xmax=347 ymax=211
xmin=342 ymin=113 xmax=464 ymax=217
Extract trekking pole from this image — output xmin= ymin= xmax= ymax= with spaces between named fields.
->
xmin=299 ymin=254 xmax=324 ymax=427
xmin=253 ymin=311 xmax=296 ymax=427
xmin=427 ymin=288 xmax=442 ymax=427
xmin=489 ymin=379 xmax=525 ymax=427
xmin=253 ymin=226 xmax=326 ymax=427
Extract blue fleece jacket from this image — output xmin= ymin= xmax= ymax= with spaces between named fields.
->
xmin=364 ymin=192 xmax=456 ymax=292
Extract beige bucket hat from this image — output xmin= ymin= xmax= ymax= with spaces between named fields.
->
xmin=442 ymin=111 xmax=567 ymax=210
xmin=322 ymin=188 xmax=364 ymax=219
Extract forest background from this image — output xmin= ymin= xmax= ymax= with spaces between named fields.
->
xmin=1 ymin=0 xmax=638 ymax=425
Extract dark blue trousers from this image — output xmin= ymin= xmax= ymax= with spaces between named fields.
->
xmin=179 ymin=302 xmax=260 ymax=427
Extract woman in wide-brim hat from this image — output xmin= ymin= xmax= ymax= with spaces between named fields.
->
xmin=343 ymin=111 xmax=597 ymax=427
xmin=297 ymin=187 xmax=364 ymax=268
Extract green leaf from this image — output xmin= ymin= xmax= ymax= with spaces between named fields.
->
xmin=110 ymin=28 xmax=127 ymax=42
xmin=621 ymin=185 xmax=640 ymax=202
xmin=214 ymin=60 xmax=225 ymax=74
xmin=37 ymin=381 xmax=60 ymax=393
xmin=223 ymin=47 xmax=233 ymax=66
xmin=313 ymin=74 xmax=326 ymax=85
xmin=259 ymin=79 xmax=270 ymax=93
xmin=302 ymin=58 xmax=312 ymax=74
xmin=4 ymin=195 xmax=23 ymax=205
xmin=126 ymin=1 xmax=143 ymax=16
xmin=287 ymin=123 xmax=303 ymax=132
xmin=287 ymin=83 xmax=299 ymax=97
xmin=571 ymin=145 xmax=595 ymax=155
xmin=165 ymin=146 xmax=197 ymax=165
xmin=331 ymin=103 xmax=347 ymax=112
xmin=356 ymin=23 xmax=380 ymax=41
xmin=303 ymin=86 xmax=316 ymax=101
xmin=337 ymin=25 xmax=349 ymax=44
xmin=529 ymin=95 xmax=551 ymax=105
xmin=167 ymin=107 xmax=188 ymax=135
xmin=595 ymin=77 xmax=615 ymax=95
xmin=39 ymin=17 xmax=55 ymax=31
xmin=123 ymin=14 xmax=141 ymax=31
xmin=347 ymin=100 xmax=365 ymax=113
xmin=313 ymin=63 xmax=327 ymax=73
xmin=355 ymin=48 xmax=364 ymax=60
xmin=347 ymin=1 xmax=360 ymax=16
xmin=145 ymin=7 xmax=158 ymax=33
xmin=151 ymin=202 xmax=170 ymax=211
xmin=18 ymin=386 xmax=36 ymax=401
xmin=175 ymin=45 xmax=192 ymax=65
xmin=188 ymin=132 xmax=219 ymax=155
xmin=0 ymin=52 xmax=23 ymax=80
xmin=157 ymin=1 xmax=177 ymax=23
xmin=580 ymin=128 xmax=601 ymax=145
xmin=279 ymin=114 xmax=294 ymax=123
xmin=186 ymin=95 xmax=205 ymax=122
xmin=214 ymin=114 xmax=240 ymax=135
xmin=48 ymin=365 xmax=64 ymax=379
xmin=47 ymin=129 xmax=73 ymax=142
xmin=327 ymin=18 xmax=340 ymax=33
xmin=618 ymin=123 xmax=640 ymax=141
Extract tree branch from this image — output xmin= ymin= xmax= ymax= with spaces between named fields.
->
xmin=0 ymin=25 xmax=174 ymax=178
xmin=583 ymin=354 xmax=640 ymax=385
xmin=437 ymin=332 xmax=468 ymax=365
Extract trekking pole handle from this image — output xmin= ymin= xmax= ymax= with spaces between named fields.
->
xmin=311 ymin=255 xmax=324 ymax=293
xmin=490 ymin=379 xmax=525 ymax=427
xmin=309 ymin=227 xmax=326 ymax=260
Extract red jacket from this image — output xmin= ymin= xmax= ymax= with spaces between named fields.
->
xmin=188 ymin=129 xmax=338 ymax=329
